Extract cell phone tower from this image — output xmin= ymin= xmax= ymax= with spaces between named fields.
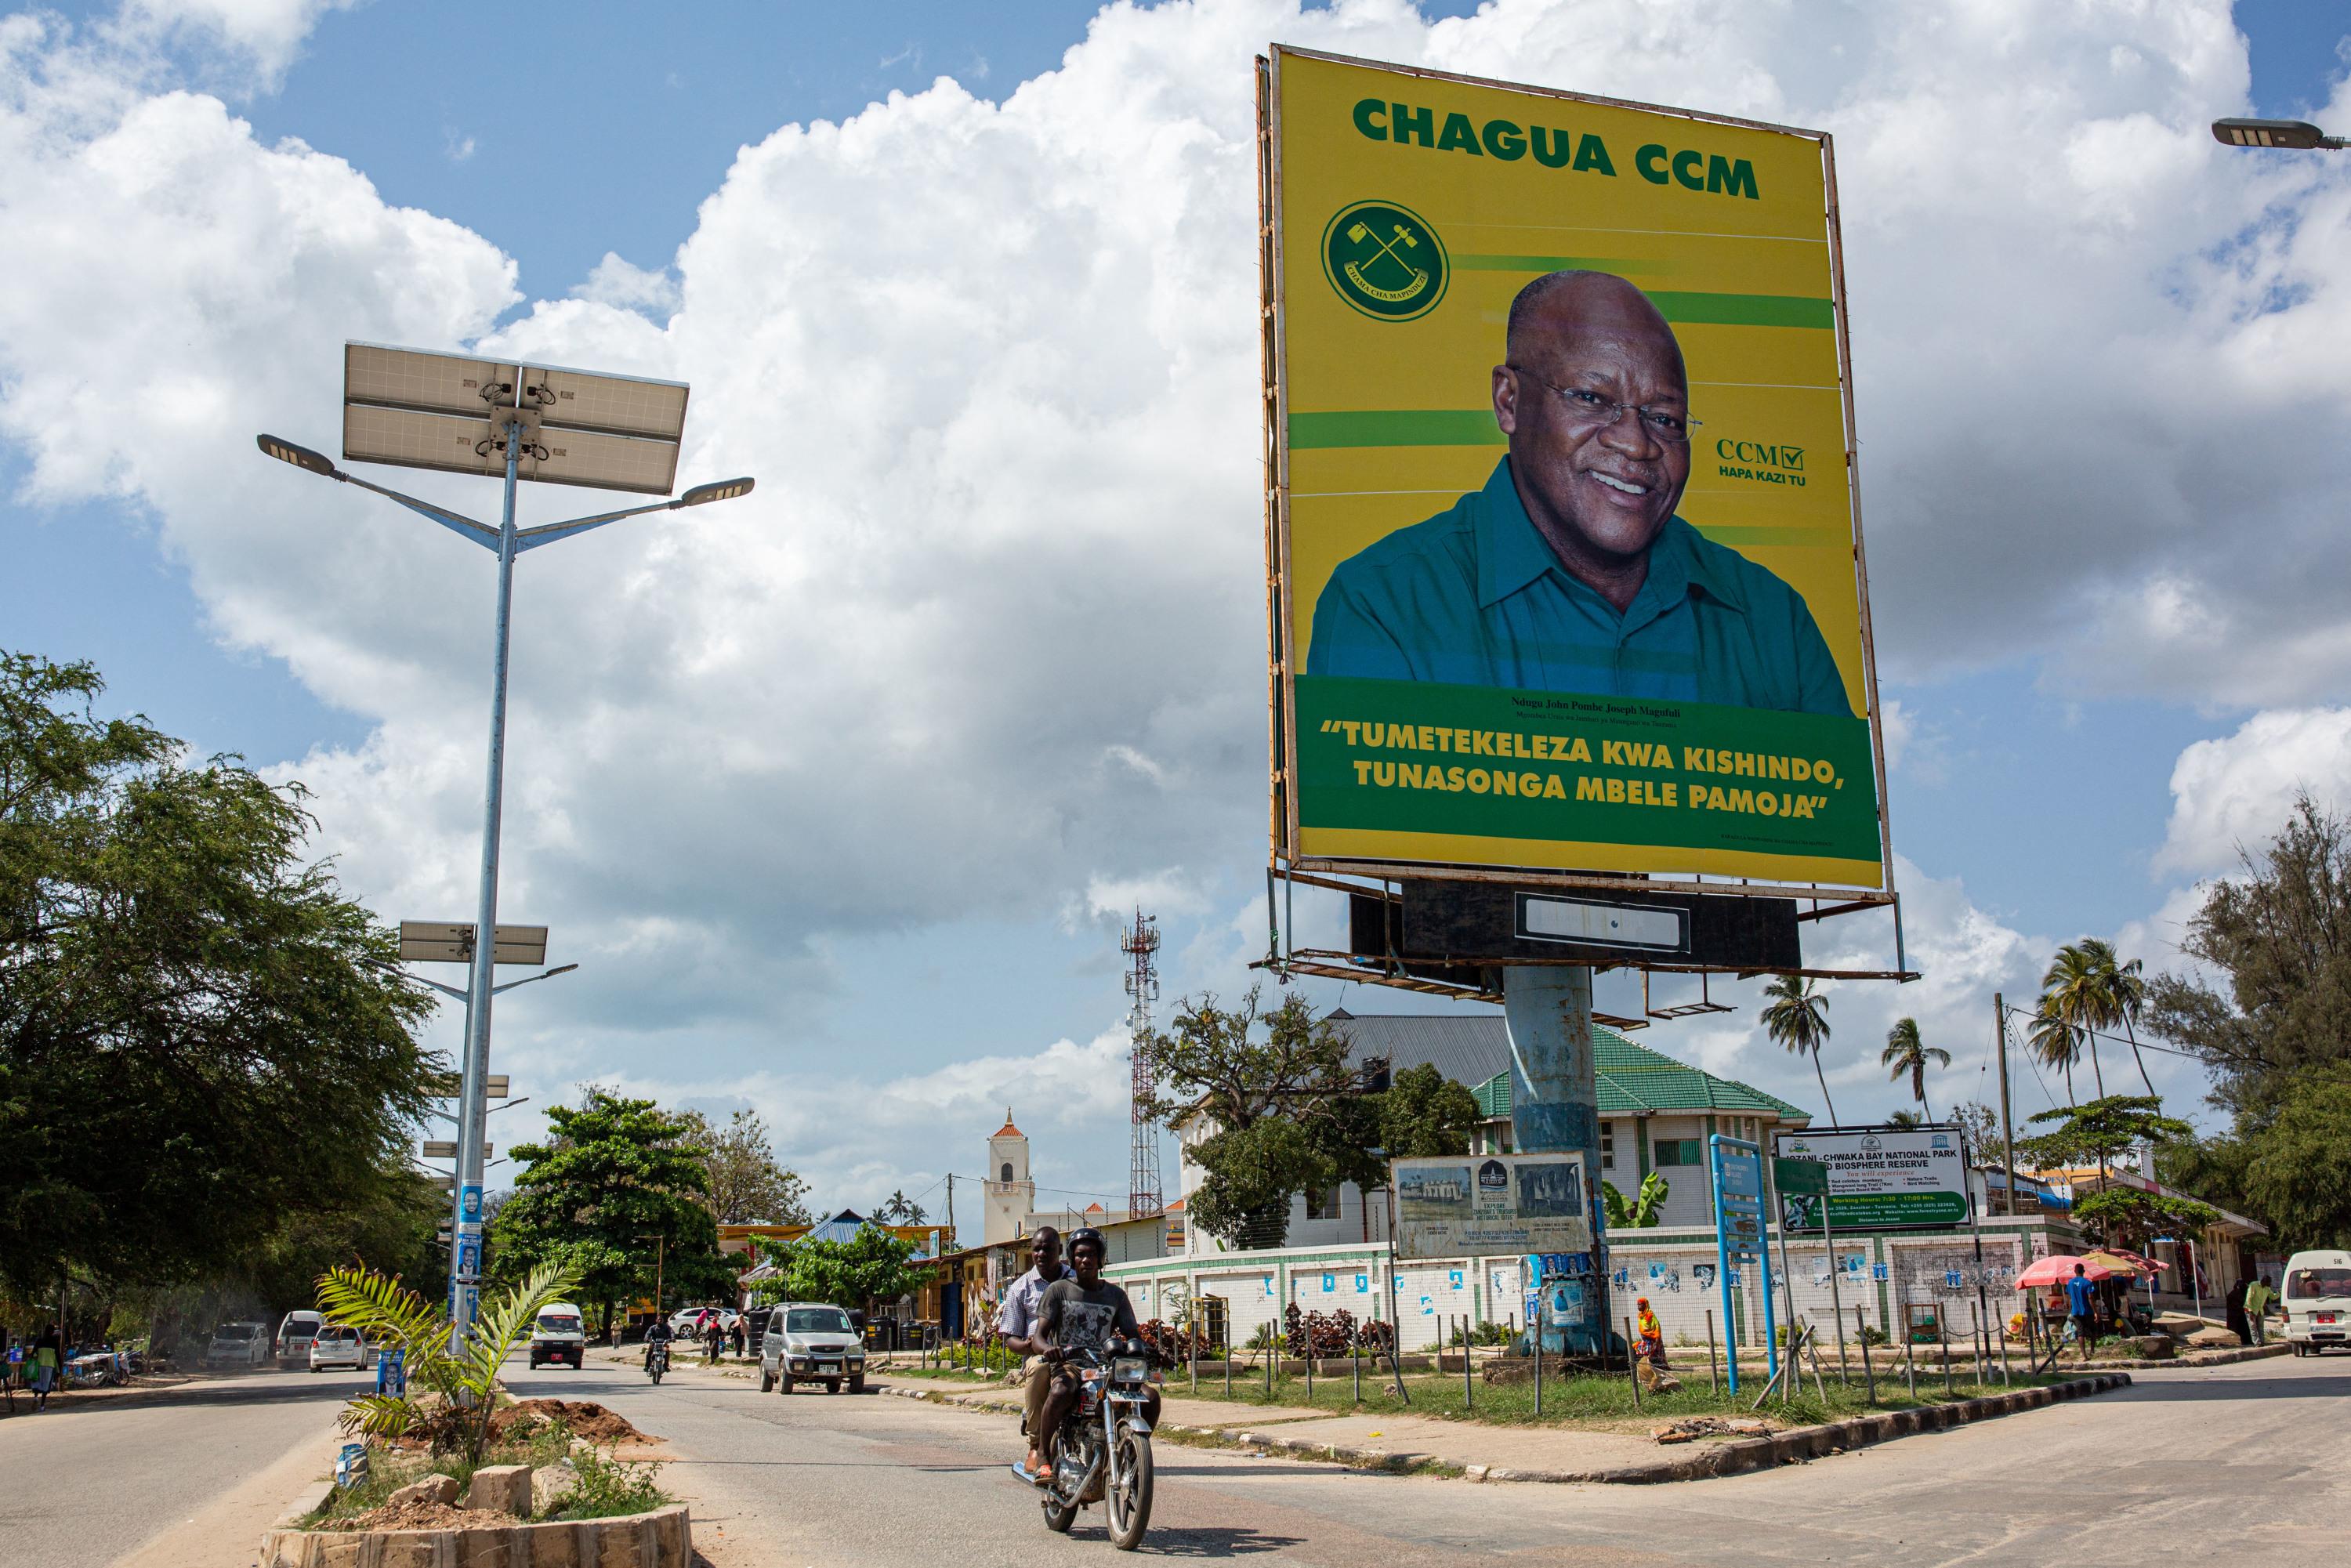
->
xmin=1122 ymin=911 xmax=1163 ymax=1218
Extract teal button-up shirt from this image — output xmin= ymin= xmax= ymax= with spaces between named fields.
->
xmin=1306 ymin=458 xmax=1853 ymax=716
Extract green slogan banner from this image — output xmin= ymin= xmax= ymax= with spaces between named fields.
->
xmin=1784 ymin=1190 xmax=1970 ymax=1233
xmin=1294 ymin=673 xmax=1879 ymax=864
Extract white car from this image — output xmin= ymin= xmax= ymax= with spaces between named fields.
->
xmin=759 ymin=1302 xmax=866 ymax=1395
xmin=205 ymin=1321 xmax=272 ymax=1369
xmin=276 ymin=1310 xmax=325 ymax=1367
xmin=2283 ymin=1249 xmax=2351 ymax=1356
xmin=668 ymin=1307 xmax=740 ymax=1339
xmin=308 ymin=1324 xmax=369 ymax=1372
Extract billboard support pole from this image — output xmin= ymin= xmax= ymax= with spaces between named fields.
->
xmin=1504 ymin=965 xmax=1606 ymax=1359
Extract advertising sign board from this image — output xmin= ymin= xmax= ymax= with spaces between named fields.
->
xmin=1264 ymin=47 xmax=1889 ymax=893
xmin=1772 ymin=1125 xmax=1970 ymax=1232
xmin=1392 ymin=1153 xmax=1592 ymax=1260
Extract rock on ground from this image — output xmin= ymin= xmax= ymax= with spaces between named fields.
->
xmin=386 ymin=1473 xmax=459 ymax=1509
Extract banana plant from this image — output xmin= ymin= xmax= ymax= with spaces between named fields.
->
xmin=317 ymin=1258 xmax=580 ymax=1465
xmin=1602 ymin=1171 xmax=1671 ymax=1229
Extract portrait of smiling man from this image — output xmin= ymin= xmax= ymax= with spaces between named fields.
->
xmin=1306 ymin=270 xmax=1853 ymax=717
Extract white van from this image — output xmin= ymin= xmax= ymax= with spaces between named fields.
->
xmin=276 ymin=1311 xmax=325 ymax=1368
xmin=529 ymin=1302 xmax=587 ymax=1370
xmin=2281 ymin=1250 xmax=2351 ymax=1356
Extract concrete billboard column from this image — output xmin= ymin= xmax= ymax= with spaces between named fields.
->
xmin=1505 ymin=964 xmax=1610 ymax=1356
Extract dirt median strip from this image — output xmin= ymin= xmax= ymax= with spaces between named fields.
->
xmin=875 ymin=1374 xmax=2135 ymax=1486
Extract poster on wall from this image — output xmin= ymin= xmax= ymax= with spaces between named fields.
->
xmin=1264 ymin=46 xmax=1889 ymax=892
xmin=1392 ymin=1152 xmax=1592 ymax=1260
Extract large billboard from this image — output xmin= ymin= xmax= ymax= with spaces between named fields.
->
xmin=1264 ymin=48 xmax=1889 ymax=893
xmin=1772 ymin=1125 xmax=1972 ymax=1233
xmin=1392 ymin=1152 xmax=1593 ymax=1260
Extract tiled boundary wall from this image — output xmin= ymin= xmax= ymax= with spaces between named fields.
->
xmin=1105 ymin=1218 xmax=2078 ymax=1353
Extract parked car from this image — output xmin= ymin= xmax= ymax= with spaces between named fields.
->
xmin=2283 ymin=1249 xmax=2351 ymax=1356
xmin=308 ymin=1324 xmax=369 ymax=1373
xmin=759 ymin=1302 xmax=865 ymax=1395
xmin=529 ymin=1302 xmax=587 ymax=1370
xmin=276 ymin=1310 xmax=325 ymax=1368
xmin=205 ymin=1321 xmax=272 ymax=1369
xmin=668 ymin=1306 xmax=740 ymax=1339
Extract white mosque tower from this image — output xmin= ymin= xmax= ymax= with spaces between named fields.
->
xmin=983 ymin=1110 xmax=1035 ymax=1247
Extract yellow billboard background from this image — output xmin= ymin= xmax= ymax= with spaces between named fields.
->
xmin=1270 ymin=48 xmax=1886 ymax=888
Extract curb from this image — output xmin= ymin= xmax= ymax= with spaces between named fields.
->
xmin=878 ymin=1374 xmax=2132 ymax=1486
xmin=259 ymin=1501 xmax=691 ymax=1566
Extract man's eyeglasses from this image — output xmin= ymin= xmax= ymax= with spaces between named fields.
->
xmin=1508 ymin=367 xmax=1697 ymax=444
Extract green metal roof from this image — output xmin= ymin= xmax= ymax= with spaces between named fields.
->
xmin=1474 ymin=1025 xmax=1810 ymax=1121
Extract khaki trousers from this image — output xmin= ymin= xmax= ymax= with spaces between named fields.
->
xmin=1023 ymin=1354 xmax=1052 ymax=1439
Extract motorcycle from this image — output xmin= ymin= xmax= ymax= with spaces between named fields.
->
xmin=1031 ymin=1338 xmax=1157 ymax=1550
xmin=646 ymin=1341 xmax=669 ymax=1385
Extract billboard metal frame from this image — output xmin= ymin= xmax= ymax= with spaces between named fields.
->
xmin=1258 ymin=46 xmax=1900 ymax=915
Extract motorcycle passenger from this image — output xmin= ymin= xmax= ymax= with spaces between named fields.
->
xmin=642 ymin=1314 xmax=673 ymax=1375
xmin=1023 ymin=1228 xmax=1160 ymax=1486
xmin=1002 ymin=1225 xmax=1074 ymax=1483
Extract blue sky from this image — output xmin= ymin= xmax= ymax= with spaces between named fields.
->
xmin=5 ymin=1 xmax=2349 ymax=1226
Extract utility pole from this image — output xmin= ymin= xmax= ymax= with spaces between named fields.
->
xmin=1994 ymin=992 xmax=2016 ymax=1217
xmin=945 ymin=1174 xmax=956 ymax=1250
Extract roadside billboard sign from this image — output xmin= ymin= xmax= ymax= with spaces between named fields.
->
xmin=1773 ymin=1125 xmax=1970 ymax=1232
xmin=1392 ymin=1152 xmax=1592 ymax=1260
xmin=1262 ymin=46 xmax=1889 ymax=894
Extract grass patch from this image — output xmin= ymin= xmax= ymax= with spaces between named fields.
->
xmin=1163 ymin=1364 xmax=2072 ymax=1430
xmin=886 ymin=1365 xmax=1006 ymax=1385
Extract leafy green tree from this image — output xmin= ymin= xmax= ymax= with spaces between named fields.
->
xmin=1602 ymin=1172 xmax=1669 ymax=1228
xmin=490 ymin=1088 xmax=734 ymax=1338
xmin=1139 ymin=990 xmax=1411 ymax=1249
xmin=755 ymin=1226 xmax=922 ymax=1311
xmin=2017 ymin=1095 xmax=2201 ymax=1247
xmin=1885 ymin=1109 xmax=1924 ymax=1128
xmin=1378 ymin=1063 xmax=1483 ymax=1159
xmin=1879 ymin=1017 xmax=1950 ymax=1120
xmin=672 ymin=1107 xmax=811 ymax=1226
xmin=873 ymin=1190 xmax=929 ymax=1226
xmin=2147 ymin=797 xmax=2351 ymax=1250
xmin=2025 ymin=996 xmax=2084 ymax=1106
xmin=1760 ymin=974 xmax=1836 ymax=1124
xmin=2040 ymin=942 xmax=2114 ymax=1099
xmin=1950 ymin=1100 xmax=2005 ymax=1169
xmin=2149 ymin=795 xmax=2351 ymax=1121
xmin=0 ymin=651 xmax=436 ymax=1296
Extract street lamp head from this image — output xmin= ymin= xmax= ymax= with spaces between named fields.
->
xmin=2211 ymin=118 xmax=2342 ymax=150
xmin=255 ymin=433 xmax=340 ymax=477
xmin=674 ymin=476 xmax=755 ymax=508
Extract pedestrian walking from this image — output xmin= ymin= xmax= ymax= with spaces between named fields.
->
xmin=33 ymin=1324 xmax=63 ymax=1410
xmin=2063 ymin=1265 xmax=2097 ymax=1363
xmin=730 ymin=1318 xmax=746 ymax=1359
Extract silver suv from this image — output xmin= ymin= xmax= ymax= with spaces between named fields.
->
xmin=759 ymin=1302 xmax=866 ymax=1395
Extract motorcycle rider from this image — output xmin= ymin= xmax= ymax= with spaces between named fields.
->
xmin=1002 ymin=1226 xmax=1074 ymax=1483
xmin=1021 ymin=1227 xmax=1161 ymax=1486
xmin=643 ymin=1312 xmax=674 ymax=1376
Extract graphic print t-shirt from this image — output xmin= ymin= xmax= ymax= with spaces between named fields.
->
xmin=1038 ymin=1278 xmax=1141 ymax=1358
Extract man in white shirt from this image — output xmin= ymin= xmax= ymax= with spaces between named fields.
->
xmin=999 ymin=1226 xmax=1072 ymax=1483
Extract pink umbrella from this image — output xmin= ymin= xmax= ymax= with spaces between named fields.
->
xmin=2017 ymin=1254 xmax=2115 ymax=1288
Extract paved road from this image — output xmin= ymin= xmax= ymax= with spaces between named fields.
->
xmin=513 ymin=1350 xmax=2349 ymax=1566
xmin=0 ymin=1364 xmax=358 ymax=1568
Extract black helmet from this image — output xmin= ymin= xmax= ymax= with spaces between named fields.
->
xmin=1067 ymin=1226 xmax=1107 ymax=1261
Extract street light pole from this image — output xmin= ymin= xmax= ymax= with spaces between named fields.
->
xmin=257 ymin=342 xmax=752 ymax=1353
xmin=2211 ymin=117 xmax=2347 ymax=151
xmin=451 ymin=402 xmax=527 ymax=1345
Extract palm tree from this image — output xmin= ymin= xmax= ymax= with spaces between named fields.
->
xmin=2078 ymin=937 xmax=2157 ymax=1096
xmin=1761 ymin=974 xmax=1836 ymax=1124
xmin=2041 ymin=943 xmax=2109 ymax=1097
xmin=1880 ymin=1017 xmax=1951 ymax=1121
xmin=2025 ymin=995 xmax=2082 ymax=1106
